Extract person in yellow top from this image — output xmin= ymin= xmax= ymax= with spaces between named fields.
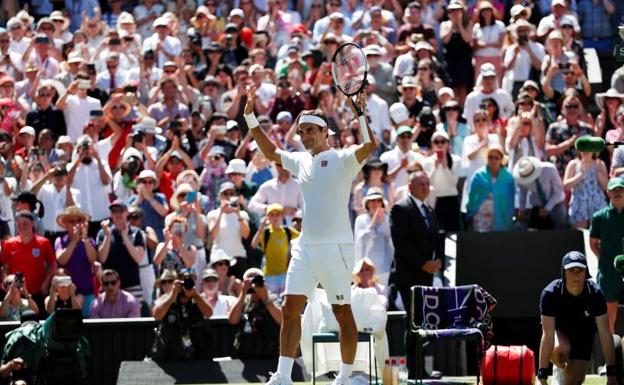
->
xmin=251 ymin=203 xmax=299 ymax=295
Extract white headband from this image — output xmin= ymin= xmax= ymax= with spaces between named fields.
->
xmin=299 ymin=115 xmax=327 ymax=128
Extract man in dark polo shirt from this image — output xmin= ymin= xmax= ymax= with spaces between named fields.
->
xmin=538 ymin=252 xmax=616 ymax=385
xmin=590 ymin=177 xmax=624 ymax=334
xmin=96 ymin=201 xmax=145 ymax=303
xmin=25 ymin=83 xmax=66 ymax=137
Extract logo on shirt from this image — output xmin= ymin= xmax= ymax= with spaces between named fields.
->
xmin=32 ymin=248 xmax=40 ymax=258
xmin=584 ymin=310 xmax=590 ymax=318
xmin=321 ymin=160 xmax=328 ymax=167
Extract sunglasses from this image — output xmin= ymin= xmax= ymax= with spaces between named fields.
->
xmin=398 ymin=134 xmax=412 ymax=139
xmin=102 ymin=280 xmax=117 ymax=287
xmin=222 ymin=191 xmax=236 ymax=197
xmin=128 ymin=214 xmax=142 ymax=220
xmin=139 ymin=179 xmax=154 ymax=184
xmin=67 ymin=219 xmax=85 ymax=224
xmin=417 ymin=67 xmax=430 ymax=71
xmin=488 ymin=155 xmax=502 ymax=160
xmin=111 ymin=105 xmax=124 ymax=110
xmin=474 ymin=118 xmax=488 ymax=123
xmin=164 ymin=69 xmax=176 ymax=74
xmin=38 ymin=93 xmax=52 ymax=98
xmin=518 ymin=101 xmax=532 ymax=106
xmin=432 ymin=140 xmax=447 ymax=145
xmin=160 ymin=279 xmax=173 ymax=285
xmin=212 ymin=155 xmax=222 ymax=160
xmin=565 ymin=104 xmax=579 ymax=109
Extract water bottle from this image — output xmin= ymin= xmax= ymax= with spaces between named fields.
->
xmin=390 ymin=358 xmax=398 ymax=385
xmin=398 ymin=358 xmax=408 ymax=385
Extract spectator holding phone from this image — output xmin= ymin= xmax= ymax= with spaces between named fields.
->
xmin=207 ymin=182 xmax=251 ymax=279
xmin=55 ymin=74 xmax=102 ymax=142
xmin=154 ymin=216 xmax=197 ymax=275
xmin=0 ymin=274 xmax=39 ymax=321
xmin=44 ymin=269 xmax=83 ymax=314
xmin=126 ymin=169 xmax=168 ymax=241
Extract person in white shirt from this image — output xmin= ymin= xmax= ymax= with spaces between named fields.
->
xmin=353 ymin=188 xmax=393 ymax=286
xmin=364 ymin=76 xmax=392 ymax=138
xmin=244 ymin=85 xmax=376 ymax=385
xmin=67 ymin=135 xmax=112 ymax=238
xmin=7 ymin=18 xmax=31 ymax=56
xmin=30 ymin=163 xmax=79 ymax=240
xmin=56 ymin=76 xmax=102 ymax=142
xmin=422 ymin=130 xmax=461 ymax=231
xmin=463 ymin=63 xmax=514 ymax=127
xmin=380 ymin=125 xmax=425 ymax=190
xmin=471 ymin=1 xmax=506 ymax=84
xmin=96 ymin=53 xmax=129 ymax=95
xmin=502 ymin=20 xmax=545 ymax=97
xmin=206 ymin=182 xmax=251 ymax=279
xmin=536 ymin=0 xmax=580 ymax=41
xmin=133 ymin=0 xmax=165 ymax=39
xmin=142 ymin=17 xmax=182 ymax=68
xmin=248 ymin=164 xmax=302 ymax=225
xmin=200 ymin=267 xmax=237 ymax=318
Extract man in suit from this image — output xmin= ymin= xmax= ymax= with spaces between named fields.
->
xmin=390 ymin=171 xmax=442 ymax=379
xmin=390 ymin=171 xmax=442 ymax=310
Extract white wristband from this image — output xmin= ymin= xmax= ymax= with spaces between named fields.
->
xmin=244 ymin=113 xmax=259 ymax=129
xmin=358 ymin=115 xmax=371 ymax=144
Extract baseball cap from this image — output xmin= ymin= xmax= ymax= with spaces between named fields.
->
xmin=438 ymin=87 xmax=455 ymax=98
xmin=19 ymin=126 xmax=36 ymax=136
xmin=219 ymin=181 xmax=236 ymax=194
xmin=607 ymin=177 xmax=624 ymax=191
xmin=208 ymin=146 xmax=226 ymax=157
xmin=479 ymin=63 xmax=497 ymax=77
xmin=276 ymin=111 xmax=293 ymax=122
xmin=266 ymin=203 xmax=284 ymax=215
xmin=389 ymin=103 xmax=409 ymax=124
xmin=551 ymin=0 xmax=566 ymax=7
xmin=229 ymin=8 xmax=244 ymax=19
xmin=562 ymin=251 xmax=588 ymax=270
xmin=396 ymin=126 xmax=413 ymax=136
xmin=201 ymin=268 xmax=218 ymax=280
xmin=109 ymin=200 xmax=127 ymax=210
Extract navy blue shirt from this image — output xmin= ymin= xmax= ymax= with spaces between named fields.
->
xmin=540 ymin=278 xmax=607 ymax=333
xmin=96 ymin=225 xmax=144 ymax=289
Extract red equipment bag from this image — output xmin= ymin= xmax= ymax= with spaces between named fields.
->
xmin=481 ymin=345 xmax=535 ymax=385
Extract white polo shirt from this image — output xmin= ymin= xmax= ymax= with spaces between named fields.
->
xmin=278 ymin=147 xmax=364 ymax=245
xmin=71 ymin=161 xmax=112 ymax=222
xmin=37 ymin=183 xmax=80 ymax=232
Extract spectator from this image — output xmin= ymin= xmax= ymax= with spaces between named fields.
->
xmin=471 ymin=1 xmax=506 ymax=83
xmin=44 ymin=270 xmax=83 ymax=315
xmin=228 ymin=268 xmax=281 ymax=359
xmin=513 ymin=157 xmax=567 ymax=230
xmin=437 ymin=100 xmax=468 ymax=157
xmin=209 ymin=249 xmax=242 ymax=297
xmin=364 ymin=45 xmax=396 ymax=105
xmin=466 ymin=144 xmax=515 ymax=232
xmin=0 ymin=274 xmax=39 ymax=321
xmin=199 ymin=145 xmax=228 ymax=209
xmin=96 ymin=201 xmax=145 ymax=303
xmin=503 ymin=19 xmax=545 ymax=98
xmin=248 ymin=163 xmax=301 ymax=225
xmin=251 ymin=204 xmax=299 ymax=295
xmin=127 ymin=206 xmax=159 ymax=309
xmin=506 ymin=98 xmax=546 ymax=169
xmin=154 ymin=216 xmax=197 ymax=274
xmin=545 ymin=93 xmax=593 ymax=177
xmin=31 ymin=163 xmax=79 ymax=242
xmin=1 ymin=211 xmax=56 ymax=315
xmin=352 ymin=257 xmax=386 ymax=302
xmin=536 ymin=0 xmax=580 ymax=41
xmin=54 ymin=206 xmax=97 ymax=317
xmin=89 ymin=269 xmax=141 ymax=319
xmin=68 ymin=135 xmax=112 ymax=238
xmin=25 ymin=83 xmax=67 ymax=137
xmin=380 ymin=126 xmax=424 ymax=190
xmin=352 ymin=159 xmax=396 ymax=215
xmin=464 ymin=63 xmax=514 ymax=126
xmin=422 ymin=130 xmax=461 ymax=231
xmin=151 ymin=268 xmax=213 ymax=361
xmin=354 ymin=188 xmax=393 ymax=286
xmin=126 ymin=169 xmax=168 ymax=241
xmin=165 ymin=183 xmax=208 ymax=279
xmin=207 ymin=181 xmax=251 ymax=279
xmin=226 ymin=158 xmax=258 ymax=207
xmin=200 ymin=268 xmax=237 ymax=317
xmin=595 ymin=90 xmax=624 ymax=169
xmin=397 ymin=75 xmax=429 ymax=123
xmin=577 ymin=0 xmax=614 ymax=56
xmin=564 ymin=149 xmax=609 ymax=229
xmin=440 ymin=0 xmax=473 ymax=103
xmin=55 ymin=76 xmax=103 ymax=142
xmin=10 ymin=191 xmax=44 ymax=237
xmin=390 ymin=171 xmax=441 ymax=311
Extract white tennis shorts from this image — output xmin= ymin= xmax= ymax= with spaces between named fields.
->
xmin=284 ymin=242 xmax=354 ymax=305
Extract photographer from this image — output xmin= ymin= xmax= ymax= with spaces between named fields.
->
xmin=227 ymin=268 xmax=281 ymax=359
xmin=0 ymin=274 xmax=39 ymax=321
xmin=151 ymin=269 xmax=213 ymax=361
xmin=44 ymin=270 xmax=83 ymax=314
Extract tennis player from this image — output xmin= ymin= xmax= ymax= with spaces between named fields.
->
xmin=244 ymin=85 xmax=376 ymax=385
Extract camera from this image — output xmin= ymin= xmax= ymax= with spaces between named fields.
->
xmin=183 ymin=275 xmax=195 ymax=291
xmin=80 ymin=141 xmax=90 ymax=152
xmin=229 ymin=197 xmax=238 ymax=208
xmin=15 ymin=272 xmax=23 ymax=288
xmin=109 ymin=38 xmax=121 ymax=46
xmin=35 ymin=36 xmax=49 ymax=44
xmin=558 ymin=62 xmax=570 ymax=70
xmin=126 ymin=157 xmax=140 ymax=174
xmin=132 ymin=131 xmax=144 ymax=143
xmin=518 ymin=35 xmax=528 ymax=45
xmin=251 ymin=275 xmax=264 ymax=288
xmin=418 ymin=107 xmax=436 ymax=132
xmin=124 ymin=85 xmax=138 ymax=93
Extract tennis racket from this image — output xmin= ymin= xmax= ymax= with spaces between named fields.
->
xmin=331 ymin=42 xmax=368 ymax=116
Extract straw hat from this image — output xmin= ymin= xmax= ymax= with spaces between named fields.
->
xmin=512 ymin=156 xmax=542 ymax=186
xmin=362 ymin=186 xmax=388 ymax=209
xmin=56 ymin=206 xmax=90 ymax=229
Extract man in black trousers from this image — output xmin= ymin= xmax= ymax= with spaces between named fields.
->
xmin=389 ymin=170 xmax=442 ymax=378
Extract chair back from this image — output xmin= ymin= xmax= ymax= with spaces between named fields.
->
xmin=410 ymin=285 xmax=490 ymax=331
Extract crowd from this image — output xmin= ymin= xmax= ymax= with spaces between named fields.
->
xmin=0 ymin=0 xmax=621 ymax=362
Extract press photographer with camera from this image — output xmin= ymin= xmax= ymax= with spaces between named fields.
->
xmin=0 ymin=274 xmax=39 ymax=321
xmin=151 ymin=268 xmax=213 ymax=361
xmin=227 ymin=268 xmax=281 ymax=359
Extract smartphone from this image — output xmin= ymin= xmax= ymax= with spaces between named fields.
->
xmin=15 ymin=272 xmax=23 ymax=288
xmin=35 ymin=36 xmax=49 ymax=44
xmin=78 ymin=80 xmax=90 ymax=89
xmin=558 ymin=62 xmax=570 ymax=70
xmin=56 ymin=276 xmax=72 ymax=286
xmin=436 ymin=150 xmax=444 ymax=162
xmin=90 ymin=109 xmax=103 ymax=117
xmin=186 ymin=191 xmax=197 ymax=203
xmin=171 ymin=222 xmax=185 ymax=236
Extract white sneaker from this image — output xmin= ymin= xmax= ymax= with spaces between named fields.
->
xmin=599 ymin=364 xmax=607 ymax=376
xmin=265 ymin=372 xmax=293 ymax=385
xmin=330 ymin=375 xmax=352 ymax=385
xmin=552 ymin=366 xmax=564 ymax=385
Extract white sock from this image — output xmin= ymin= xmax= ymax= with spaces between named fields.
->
xmin=276 ymin=356 xmax=294 ymax=379
xmin=338 ymin=363 xmax=353 ymax=379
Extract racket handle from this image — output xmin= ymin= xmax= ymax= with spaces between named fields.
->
xmin=244 ymin=113 xmax=259 ymax=129
xmin=358 ymin=115 xmax=371 ymax=144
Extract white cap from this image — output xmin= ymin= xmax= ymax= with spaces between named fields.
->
xmin=57 ymin=135 xmax=72 ymax=145
xmin=438 ymin=87 xmax=455 ymax=98
xmin=67 ymin=51 xmax=84 ymax=63
xmin=225 ymin=158 xmax=247 ymax=174
xmin=122 ymin=147 xmax=142 ymax=162
xmin=153 ymin=17 xmax=169 ymax=28
xmin=389 ymin=103 xmax=409 ymax=124
xmin=229 ymin=8 xmax=244 ymax=19
xmin=19 ymin=126 xmax=35 ymax=136
xmin=138 ymin=169 xmax=157 ymax=181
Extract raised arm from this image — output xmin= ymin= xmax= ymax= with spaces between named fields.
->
xmin=244 ymin=86 xmax=281 ymax=164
